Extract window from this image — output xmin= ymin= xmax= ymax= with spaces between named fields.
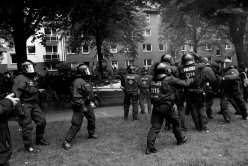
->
xmin=146 ymin=14 xmax=150 ymax=22
xmin=67 ymin=47 xmax=77 ymax=54
xmin=110 ymin=45 xmax=117 ymax=53
xmin=144 ymin=59 xmax=153 ymax=67
xmin=27 ymin=46 xmax=35 ymax=54
xmin=143 ymin=44 xmax=152 ymax=52
xmin=216 ymin=49 xmax=221 ymax=56
xmin=84 ymin=62 xmax=90 ymax=66
xmin=46 ymin=62 xmax=57 ymax=71
xmin=144 ymin=29 xmax=151 ymax=37
xmin=206 ymin=44 xmax=212 ymax=50
xmin=10 ymin=54 xmax=17 ymax=64
xmin=82 ymin=44 xmax=90 ymax=54
xmin=181 ymin=45 xmax=186 ymax=51
xmin=225 ymin=56 xmax=232 ymax=61
xmin=158 ymin=44 xmax=165 ymax=51
xmin=125 ymin=60 xmax=134 ymax=68
xmin=43 ymin=54 xmax=59 ymax=61
xmin=111 ymin=61 xmax=118 ymax=68
xmin=44 ymin=28 xmax=58 ymax=42
xmin=46 ymin=46 xmax=57 ymax=54
xmin=225 ymin=44 xmax=231 ymax=49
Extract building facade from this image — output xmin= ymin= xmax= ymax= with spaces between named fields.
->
xmin=0 ymin=11 xmax=240 ymax=75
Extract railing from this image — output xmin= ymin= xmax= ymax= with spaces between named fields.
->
xmin=43 ymin=54 xmax=60 ymax=61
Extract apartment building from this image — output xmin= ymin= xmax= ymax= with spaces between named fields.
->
xmin=0 ymin=10 xmax=239 ymax=74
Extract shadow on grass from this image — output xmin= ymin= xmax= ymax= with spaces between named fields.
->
xmin=8 ymin=113 xmax=248 ymax=166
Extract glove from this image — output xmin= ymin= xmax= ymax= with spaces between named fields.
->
xmin=5 ymin=93 xmax=20 ymax=106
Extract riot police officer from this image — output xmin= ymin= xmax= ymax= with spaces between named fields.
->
xmin=12 ymin=60 xmax=50 ymax=153
xmin=219 ymin=64 xmax=248 ymax=123
xmin=139 ymin=67 xmax=152 ymax=114
xmin=62 ymin=64 xmax=98 ymax=150
xmin=121 ymin=65 xmax=142 ymax=120
xmin=204 ymin=62 xmax=216 ymax=119
xmin=179 ymin=53 xmax=216 ymax=132
xmin=145 ymin=62 xmax=191 ymax=155
xmin=161 ymin=54 xmax=187 ymax=131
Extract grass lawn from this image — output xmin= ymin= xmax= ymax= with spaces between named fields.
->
xmin=8 ymin=102 xmax=248 ymax=166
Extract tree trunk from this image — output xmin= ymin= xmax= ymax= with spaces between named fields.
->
xmin=13 ymin=31 xmax=27 ymax=70
xmin=228 ymin=15 xmax=247 ymax=66
xmin=12 ymin=1 xmax=27 ymax=71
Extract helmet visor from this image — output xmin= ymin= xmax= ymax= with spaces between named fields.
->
xmin=24 ymin=64 xmax=35 ymax=73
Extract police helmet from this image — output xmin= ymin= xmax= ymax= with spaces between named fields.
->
xmin=153 ymin=62 xmax=171 ymax=79
xmin=181 ymin=54 xmax=195 ymax=66
xmin=160 ymin=54 xmax=173 ymax=65
xmin=126 ymin=65 xmax=136 ymax=74
xmin=77 ymin=64 xmax=91 ymax=76
xmin=21 ymin=60 xmax=36 ymax=74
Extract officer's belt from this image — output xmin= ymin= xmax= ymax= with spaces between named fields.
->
xmin=187 ymin=88 xmax=204 ymax=93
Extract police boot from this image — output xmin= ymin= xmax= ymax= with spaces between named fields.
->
xmin=62 ymin=140 xmax=71 ymax=150
xmin=88 ymin=134 xmax=99 ymax=139
xmin=177 ymin=136 xmax=187 ymax=145
xmin=25 ymin=145 xmax=41 ymax=153
xmin=145 ymin=147 xmax=158 ymax=155
xmin=36 ymin=137 xmax=50 ymax=146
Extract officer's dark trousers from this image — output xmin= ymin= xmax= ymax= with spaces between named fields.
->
xmin=228 ymin=97 xmax=241 ymax=114
xmin=18 ymin=102 xmax=46 ymax=147
xmin=0 ymin=161 xmax=10 ymax=166
xmin=65 ymin=105 xmax=95 ymax=142
xmin=186 ymin=92 xmax=208 ymax=130
xmin=124 ymin=93 xmax=139 ymax=119
xmin=221 ymin=91 xmax=247 ymax=121
xmin=175 ymin=91 xmax=186 ymax=128
xmin=206 ymin=92 xmax=214 ymax=117
xmin=147 ymin=104 xmax=184 ymax=149
xmin=139 ymin=93 xmax=151 ymax=113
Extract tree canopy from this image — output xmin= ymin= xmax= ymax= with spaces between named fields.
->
xmin=0 ymin=0 xmax=72 ymax=69
xmin=62 ymin=0 xmax=148 ymax=75
xmin=158 ymin=0 xmax=248 ymax=65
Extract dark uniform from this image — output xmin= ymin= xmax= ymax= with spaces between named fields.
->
xmin=179 ymin=55 xmax=216 ymax=131
xmin=121 ymin=66 xmax=142 ymax=120
xmin=139 ymin=70 xmax=152 ymax=114
xmin=164 ymin=65 xmax=187 ymax=131
xmin=0 ymin=96 xmax=19 ymax=166
xmin=62 ymin=64 xmax=97 ymax=150
xmin=12 ymin=73 xmax=49 ymax=152
xmin=145 ymin=62 xmax=189 ymax=155
xmin=203 ymin=66 xmax=216 ymax=119
xmin=13 ymin=61 xmax=49 ymax=153
xmin=220 ymin=67 xmax=248 ymax=122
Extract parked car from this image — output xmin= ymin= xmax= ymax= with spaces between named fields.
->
xmin=93 ymin=79 xmax=124 ymax=107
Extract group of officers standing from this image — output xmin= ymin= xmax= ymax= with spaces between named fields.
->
xmin=121 ymin=53 xmax=248 ymax=155
xmin=1 ymin=51 xmax=248 ymax=165
xmin=0 ymin=60 xmax=98 ymax=166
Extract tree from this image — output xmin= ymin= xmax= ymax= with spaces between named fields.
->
xmin=0 ymin=0 xmax=72 ymax=69
xmin=64 ymin=0 xmax=148 ymax=76
xmin=159 ymin=1 xmax=229 ymax=58
xmin=161 ymin=0 xmax=248 ymax=65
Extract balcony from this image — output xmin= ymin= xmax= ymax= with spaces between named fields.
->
xmin=43 ymin=54 xmax=60 ymax=61
xmin=45 ymin=35 xmax=58 ymax=43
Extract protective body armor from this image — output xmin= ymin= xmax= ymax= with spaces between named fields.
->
xmin=124 ymin=73 xmax=141 ymax=95
xmin=179 ymin=64 xmax=205 ymax=89
xmin=150 ymin=77 xmax=174 ymax=106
